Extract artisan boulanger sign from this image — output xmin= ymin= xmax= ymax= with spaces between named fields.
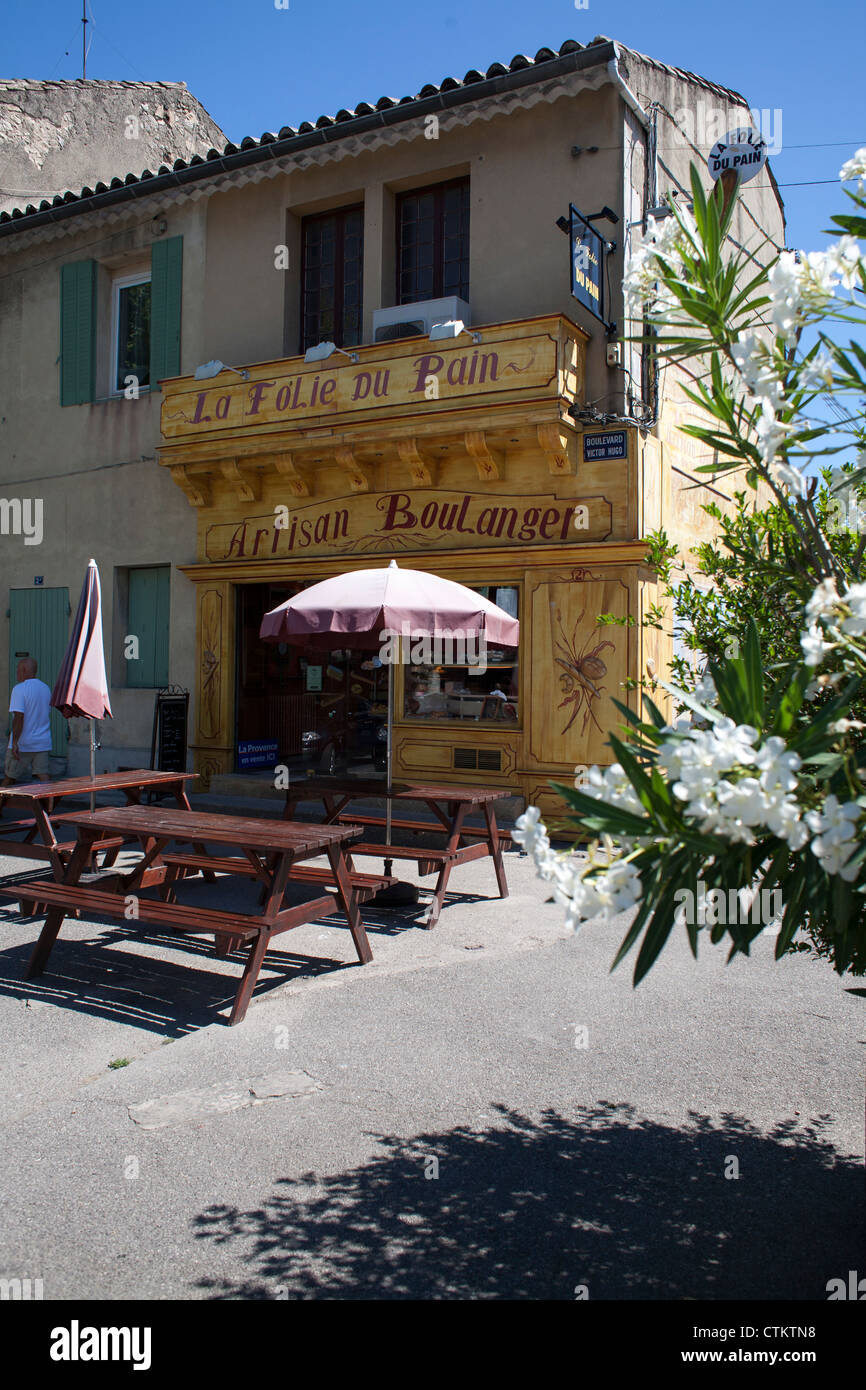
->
xmin=163 ymin=333 xmax=558 ymax=439
xmin=204 ymin=489 xmax=613 ymax=562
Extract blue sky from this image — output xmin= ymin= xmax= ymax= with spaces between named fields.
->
xmin=6 ymin=0 xmax=864 ymax=252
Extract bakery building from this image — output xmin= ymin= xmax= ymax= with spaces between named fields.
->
xmin=0 ymin=37 xmax=785 ymax=815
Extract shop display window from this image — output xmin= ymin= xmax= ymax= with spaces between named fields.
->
xmin=401 ymin=585 xmax=519 ymax=724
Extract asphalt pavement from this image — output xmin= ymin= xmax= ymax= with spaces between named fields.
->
xmin=0 ymin=831 xmax=863 ymax=1300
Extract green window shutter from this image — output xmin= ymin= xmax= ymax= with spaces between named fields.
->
xmin=127 ymin=567 xmax=170 ymax=688
xmin=149 ymin=236 xmax=183 ymax=386
xmin=60 ymin=260 xmax=96 ymax=405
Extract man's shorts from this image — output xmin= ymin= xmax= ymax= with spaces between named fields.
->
xmin=4 ymin=748 xmax=50 ymax=781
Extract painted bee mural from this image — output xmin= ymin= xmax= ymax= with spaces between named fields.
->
xmin=553 ymin=607 xmax=616 ymax=736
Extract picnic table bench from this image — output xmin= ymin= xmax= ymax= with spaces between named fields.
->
xmin=0 ymin=770 xmax=200 ymax=880
xmin=0 ymin=805 xmax=389 ymax=1025
xmin=283 ymin=777 xmax=511 ymax=927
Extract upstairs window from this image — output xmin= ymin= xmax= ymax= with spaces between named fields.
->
xmin=397 ymin=178 xmax=470 ymax=304
xmin=111 ymin=272 xmax=151 ymax=393
xmin=59 ymin=236 xmax=182 ymax=405
xmin=301 ymin=206 xmax=364 ymax=352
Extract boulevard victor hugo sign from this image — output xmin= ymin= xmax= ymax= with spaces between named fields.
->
xmin=205 ymin=489 xmax=613 ymax=562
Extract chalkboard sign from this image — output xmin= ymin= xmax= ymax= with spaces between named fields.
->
xmin=150 ymin=687 xmax=189 ymax=773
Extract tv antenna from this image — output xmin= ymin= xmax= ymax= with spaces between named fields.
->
xmin=82 ymin=2 xmax=89 ymax=80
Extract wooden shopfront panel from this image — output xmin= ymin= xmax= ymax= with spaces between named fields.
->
xmin=522 ymin=565 xmax=634 ymax=813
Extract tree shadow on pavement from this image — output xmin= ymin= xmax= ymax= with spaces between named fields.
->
xmin=191 ymin=1101 xmax=865 ymax=1300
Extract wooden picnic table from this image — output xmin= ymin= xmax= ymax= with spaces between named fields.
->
xmin=283 ymin=777 xmax=511 ymax=928
xmin=0 ymin=770 xmax=200 ymax=881
xmin=0 ymin=805 xmax=383 ymax=1026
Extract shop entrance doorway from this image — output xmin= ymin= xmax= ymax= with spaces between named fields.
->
xmin=235 ymin=582 xmax=388 ymax=778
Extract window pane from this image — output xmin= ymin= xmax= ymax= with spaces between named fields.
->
xmin=398 ymin=179 xmax=469 ymax=304
xmin=116 ymin=280 xmax=151 ymax=391
xmin=302 ymin=207 xmax=364 ymax=350
xmin=402 ymin=588 xmax=519 ymax=725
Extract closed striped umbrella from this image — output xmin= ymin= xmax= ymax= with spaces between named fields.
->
xmin=51 ymin=559 xmax=112 ymax=805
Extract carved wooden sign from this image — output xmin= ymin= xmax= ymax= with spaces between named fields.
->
xmin=204 ymin=489 xmax=613 ymax=562
xmin=162 ymin=333 xmax=559 ymax=441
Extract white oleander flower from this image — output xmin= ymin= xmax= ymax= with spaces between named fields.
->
xmin=755 ymin=737 xmax=802 ymax=794
xmin=805 ymin=578 xmax=841 ymax=622
xmin=827 ymin=235 xmax=863 ymax=291
xmin=800 ymin=250 xmax=841 ymax=304
xmin=768 ymin=252 xmax=805 ymax=344
xmin=582 ymin=763 xmax=645 ymax=819
xmin=799 ymin=350 xmax=836 ymax=392
xmin=839 ymin=582 xmax=866 ymax=638
xmin=839 ymin=147 xmax=866 ymax=195
xmin=515 ymin=808 xmax=643 ymax=928
xmin=693 ymin=672 xmax=718 ymax=705
xmin=655 ymin=720 xmax=808 ymax=849
xmin=801 ymin=624 xmax=837 ymax=667
xmin=513 ymin=805 xmax=552 ymax=864
xmin=806 ymin=795 xmax=863 ymax=880
xmin=623 ymin=212 xmax=693 ymax=316
xmin=768 ymin=249 xmax=839 ymax=347
xmin=754 ymin=405 xmax=793 ymax=467
xmin=772 ymin=462 xmax=810 ymax=498
xmin=731 ymin=332 xmax=785 ymax=411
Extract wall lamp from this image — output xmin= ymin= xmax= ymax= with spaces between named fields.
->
xmin=303 ymin=341 xmax=360 ymax=364
xmin=194 ymin=359 xmax=250 ymax=381
xmin=429 ymin=319 xmax=482 ymax=344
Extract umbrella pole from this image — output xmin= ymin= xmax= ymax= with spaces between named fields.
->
xmin=385 ymin=660 xmax=393 ymax=875
xmin=90 ymin=723 xmax=96 ymax=812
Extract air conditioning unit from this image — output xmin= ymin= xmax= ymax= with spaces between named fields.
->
xmin=373 ymin=297 xmax=471 ymax=344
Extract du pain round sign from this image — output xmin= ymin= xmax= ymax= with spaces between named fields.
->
xmin=708 ymin=127 xmax=768 ymax=183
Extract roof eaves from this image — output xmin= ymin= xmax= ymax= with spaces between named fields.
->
xmin=615 ymin=42 xmax=750 ymax=107
xmin=0 ymin=35 xmax=762 ymax=241
xmin=0 ymin=38 xmax=620 ymax=239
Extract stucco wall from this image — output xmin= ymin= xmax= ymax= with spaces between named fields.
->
xmin=0 ymin=200 xmax=208 ymax=766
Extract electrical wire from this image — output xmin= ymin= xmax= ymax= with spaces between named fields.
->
xmin=83 ymin=1 xmax=150 ymax=83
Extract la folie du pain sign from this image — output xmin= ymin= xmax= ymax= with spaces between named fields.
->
xmin=162 ymin=331 xmax=559 ymax=439
xmin=205 ymin=489 xmax=613 ymax=562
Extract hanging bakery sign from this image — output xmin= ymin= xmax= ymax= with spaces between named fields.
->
xmin=204 ymin=489 xmax=613 ymax=562
xmin=707 ymin=127 xmax=768 ymax=183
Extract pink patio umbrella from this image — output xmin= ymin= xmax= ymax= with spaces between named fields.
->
xmin=260 ymin=560 xmax=519 ymax=841
xmin=51 ymin=559 xmax=112 ymax=809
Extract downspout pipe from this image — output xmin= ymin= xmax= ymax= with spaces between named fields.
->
xmin=605 ymin=49 xmax=660 ymax=428
xmin=606 ymin=51 xmax=651 ymax=130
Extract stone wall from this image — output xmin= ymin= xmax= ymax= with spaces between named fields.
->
xmin=0 ymin=80 xmax=225 ymax=216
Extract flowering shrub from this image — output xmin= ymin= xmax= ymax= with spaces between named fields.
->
xmin=516 ymin=156 xmax=866 ymax=981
